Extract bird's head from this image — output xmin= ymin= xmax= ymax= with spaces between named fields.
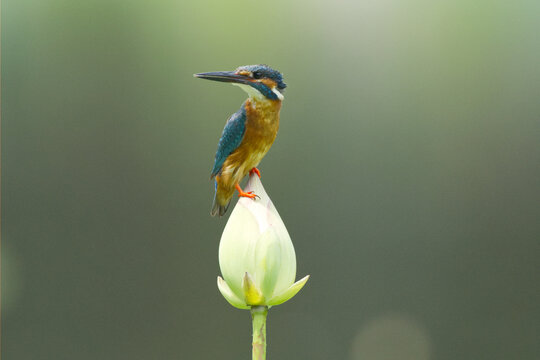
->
xmin=195 ymin=64 xmax=286 ymax=101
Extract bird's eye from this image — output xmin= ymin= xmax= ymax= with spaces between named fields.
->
xmin=252 ymin=71 xmax=262 ymax=79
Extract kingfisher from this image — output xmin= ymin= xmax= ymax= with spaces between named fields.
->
xmin=195 ymin=64 xmax=286 ymax=216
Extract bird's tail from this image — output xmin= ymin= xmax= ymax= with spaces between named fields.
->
xmin=211 ymin=196 xmax=229 ymax=217
xmin=211 ymin=181 xmax=231 ymax=217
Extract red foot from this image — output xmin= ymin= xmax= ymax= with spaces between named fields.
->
xmin=249 ymin=167 xmax=261 ymax=178
xmin=235 ymin=183 xmax=259 ymax=199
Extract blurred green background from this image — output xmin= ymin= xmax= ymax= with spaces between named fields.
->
xmin=2 ymin=0 xmax=539 ymax=359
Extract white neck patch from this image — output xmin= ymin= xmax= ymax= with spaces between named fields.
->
xmin=233 ymin=83 xmax=265 ymax=100
xmin=272 ymin=87 xmax=285 ymax=100
xmin=233 ymin=83 xmax=285 ymax=101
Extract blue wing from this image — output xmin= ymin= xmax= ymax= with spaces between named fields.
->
xmin=210 ymin=104 xmax=247 ymax=178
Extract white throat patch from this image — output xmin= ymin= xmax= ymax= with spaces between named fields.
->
xmin=233 ymin=83 xmax=285 ymax=101
xmin=233 ymin=83 xmax=265 ymax=100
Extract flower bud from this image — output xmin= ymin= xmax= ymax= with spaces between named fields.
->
xmin=217 ymin=174 xmax=309 ymax=309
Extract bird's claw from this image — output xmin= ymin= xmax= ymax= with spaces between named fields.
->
xmin=235 ymin=183 xmax=259 ymax=200
xmin=249 ymin=168 xmax=261 ymax=178
xmin=239 ymin=190 xmax=259 ymax=200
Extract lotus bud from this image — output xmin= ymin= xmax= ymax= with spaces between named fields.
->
xmin=217 ymin=174 xmax=309 ymax=309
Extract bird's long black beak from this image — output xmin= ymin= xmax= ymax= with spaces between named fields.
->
xmin=194 ymin=71 xmax=252 ymax=85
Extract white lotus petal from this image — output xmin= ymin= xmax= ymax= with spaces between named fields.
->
xmin=217 ymin=276 xmax=249 ymax=310
xmin=267 ymin=275 xmax=310 ymax=306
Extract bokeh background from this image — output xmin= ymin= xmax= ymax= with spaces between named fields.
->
xmin=2 ymin=0 xmax=539 ymax=359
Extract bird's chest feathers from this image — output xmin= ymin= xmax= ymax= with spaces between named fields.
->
xmin=242 ymin=99 xmax=281 ymax=157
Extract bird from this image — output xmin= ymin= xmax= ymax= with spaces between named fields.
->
xmin=194 ymin=64 xmax=286 ymax=216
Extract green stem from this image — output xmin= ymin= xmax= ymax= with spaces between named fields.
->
xmin=251 ymin=306 xmax=268 ymax=360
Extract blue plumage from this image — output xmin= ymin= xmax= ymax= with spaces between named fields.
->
xmin=210 ymin=104 xmax=247 ymax=178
